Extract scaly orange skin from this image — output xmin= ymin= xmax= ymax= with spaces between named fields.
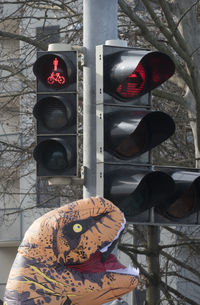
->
xmin=4 ymin=197 xmax=138 ymax=305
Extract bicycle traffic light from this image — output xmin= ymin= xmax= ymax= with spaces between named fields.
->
xmin=33 ymin=50 xmax=78 ymax=177
xmin=96 ymin=44 xmax=200 ymax=225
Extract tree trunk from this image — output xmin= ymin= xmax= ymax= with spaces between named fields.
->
xmin=146 ymin=226 xmax=160 ymax=305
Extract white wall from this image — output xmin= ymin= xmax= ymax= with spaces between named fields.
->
xmin=0 ymin=246 xmax=18 ymax=301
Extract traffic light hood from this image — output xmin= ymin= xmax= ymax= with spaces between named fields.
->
xmin=155 ymin=171 xmax=200 ymax=221
xmin=104 ymin=169 xmax=175 ymax=217
xmin=104 ymin=165 xmax=200 ymax=224
xmin=104 ymin=110 xmax=175 ymax=160
xmin=104 ymin=50 xmax=175 ymax=101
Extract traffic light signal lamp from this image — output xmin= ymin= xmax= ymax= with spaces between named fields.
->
xmin=96 ymin=43 xmax=200 ymax=225
xmin=104 ymin=50 xmax=174 ymax=101
xmin=33 ymin=52 xmax=76 ymax=92
xmin=33 ymin=50 xmax=78 ymax=178
xmin=104 ymin=165 xmax=200 ymax=224
xmin=104 ymin=110 xmax=175 ymax=160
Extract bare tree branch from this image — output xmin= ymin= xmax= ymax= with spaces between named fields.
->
xmin=0 ymin=30 xmax=48 ymax=50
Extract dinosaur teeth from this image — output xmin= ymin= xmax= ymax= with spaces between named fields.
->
xmin=107 ymin=265 xmax=139 ymax=277
xmin=98 ymin=215 xmax=139 ymax=278
xmin=100 ymin=215 xmax=126 ymax=253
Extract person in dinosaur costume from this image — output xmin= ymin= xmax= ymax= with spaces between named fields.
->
xmin=4 ymin=197 xmax=139 ymax=305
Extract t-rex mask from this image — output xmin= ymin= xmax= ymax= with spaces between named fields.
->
xmin=4 ymin=197 xmax=139 ymax=305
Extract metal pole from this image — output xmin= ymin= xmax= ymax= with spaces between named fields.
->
xmin=83 ymin=0 xmax=118 ymax=198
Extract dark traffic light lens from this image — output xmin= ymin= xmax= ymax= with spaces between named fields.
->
xmin=104 ymin=169 xmax=175 ymax=217
xmin=43 ymin=106 xmax=67 ymax=130
xmin=105 ymin=111 xmax=175 ymax=159
xmin=33 ymin=137 xmax=77 ymax=175
xmin=42 ymin=98 xmax=68 ymax=130
xmin=158 ymin=177 xmax=200 ymax=220
xmin=33 ymin=96 xmax=75 ymax=132
xmin=43 ymin=141 xmax=68 ymax=171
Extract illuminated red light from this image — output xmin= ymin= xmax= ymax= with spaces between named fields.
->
xmin=47 ymin=57 xmax=66 ymax=85
xmin=116 ymin=63 xmax=146 ymax=99
xmin=114 ymin=53 xmax=175 ymax=101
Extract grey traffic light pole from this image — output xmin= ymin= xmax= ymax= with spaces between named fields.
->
xmin=83 ymin=0 xmax=118 ymax=198
xmin=83 ymin=3 xmax=131 ymax=305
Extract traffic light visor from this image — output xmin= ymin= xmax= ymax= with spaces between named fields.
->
xmin=105 ymin=111 xmax=175 ymax=159
xmin=104 ymin=50 xmax=175 ymax=101
xmin=156 ymin=176 xmax=200 ymax=220
xmin=104 ymin=169 xmax=175 ymax=217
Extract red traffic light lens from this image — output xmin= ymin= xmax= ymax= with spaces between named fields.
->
xmin=115 ymin=52 xmax=175 ymax=100
xmin=116 ymin=62 xmax=146 ymax=99
xmin=47 ymin=57 xmax=66 ymax=88
xmin=33 ymin=52 xmax=76 ymax=91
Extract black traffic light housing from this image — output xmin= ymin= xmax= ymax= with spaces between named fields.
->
xmin=33 ymin=50 xmax=78 ymax=178
xmin=96 ymin=44 xmax=200 ymax=225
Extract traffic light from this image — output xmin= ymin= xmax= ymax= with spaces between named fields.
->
xmin=33 ymin=50 xmax=78 ymax=177
xmin=154 ymin=166 xmax=200 ymax=224
xmin=103 ymin=50 xmax=174 ymax=101
xmin=104 ymin=165 xmax=200 ymax=225
xmin=96 ymin=44 xmax=200 ymax=225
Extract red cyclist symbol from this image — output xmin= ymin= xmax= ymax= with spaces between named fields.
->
xmin=47 ymin=58 xmax=66 ymax=85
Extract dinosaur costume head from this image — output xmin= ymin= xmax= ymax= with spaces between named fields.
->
xmin=4 ymin=197 xmax=139 ymax=305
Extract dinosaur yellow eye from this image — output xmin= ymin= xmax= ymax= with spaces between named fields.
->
xmin=73 ymin=223 xmax=83 ymax=233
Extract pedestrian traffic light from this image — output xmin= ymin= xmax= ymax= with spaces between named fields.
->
xmin=33 ymin=50 xmax=78 ymax=177
xmin=96 ymin=43 xmax=200 ymax=225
